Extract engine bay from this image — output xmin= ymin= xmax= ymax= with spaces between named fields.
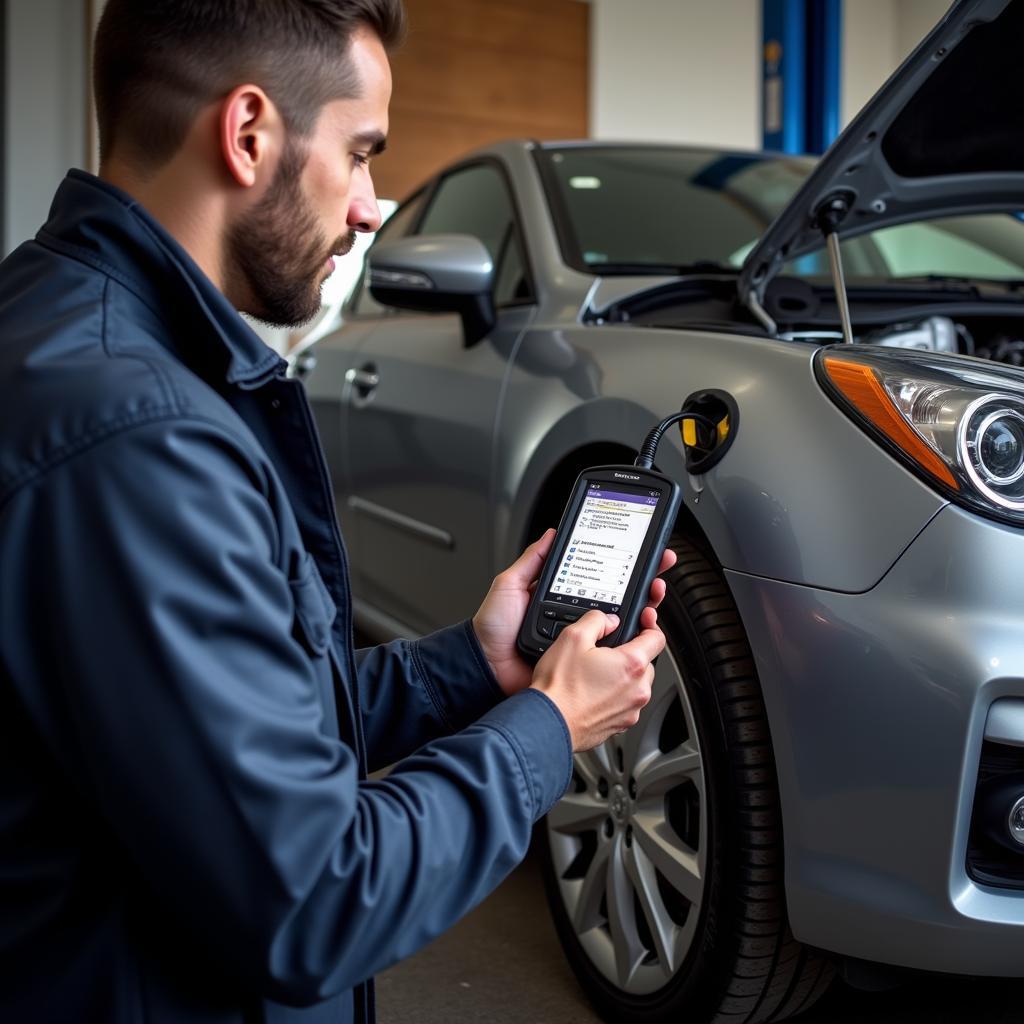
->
xmin=595 ymin=274 xmax=1024 ymax=366
xmin=797 ymin=314 xmax=1024 ymax=365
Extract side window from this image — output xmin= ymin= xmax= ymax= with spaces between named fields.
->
xmin=417 ymin=163 xmax=533 ymax=307
xmin=348 ymin=190 xmax=427 ymax=317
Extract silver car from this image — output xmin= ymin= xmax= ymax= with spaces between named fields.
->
xmin=304 ymin=1 xmax=1024 ymax=1019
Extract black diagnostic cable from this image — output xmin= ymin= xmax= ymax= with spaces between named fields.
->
xmin=634 ymin=411 xmax=719 ymax=469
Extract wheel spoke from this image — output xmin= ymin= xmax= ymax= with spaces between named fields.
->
xmin=572 ymin=838 xmax=611 ymax=935
xmin=606 ymin=834 xmax=646 ymax=989
xmin=621 ymin=660 xmax=678 ymax=770
xmin=574 ymin=744 xmax=614 ymax=789
xmin=547 ymin=791 xmax=608 ymax=835
xmin=634 ymin=743 xmax=702 ymax=800
xmin=632 ymin=811 xmax=703 ymax=907
xmin=624 ymin=839 xmax=678 ymax=977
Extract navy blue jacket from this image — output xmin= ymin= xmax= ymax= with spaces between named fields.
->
xmin=0 ymin=171 xmax=572 ymax=1023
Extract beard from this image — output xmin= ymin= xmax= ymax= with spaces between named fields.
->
xmin=226 ymin=138 xmax=356 ymax=329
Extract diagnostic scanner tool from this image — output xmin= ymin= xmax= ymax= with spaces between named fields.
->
xmin=517 ymin=465 xmax=682 ymax=661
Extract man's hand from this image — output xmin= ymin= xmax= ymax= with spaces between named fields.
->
xmin=472 ymin=529 xmax=556 ymax=697
xmin=472 ymin=529 xmax=676 ymax=699
xmin=530 ymin=611 xmax=666 ymax=751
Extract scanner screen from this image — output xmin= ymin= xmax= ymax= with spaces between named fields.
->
xmin=546 ymin=480 xmax=661 ymax=609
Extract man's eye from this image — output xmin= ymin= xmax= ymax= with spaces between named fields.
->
xmin=352 ymin=153 xmax=370 ymax=168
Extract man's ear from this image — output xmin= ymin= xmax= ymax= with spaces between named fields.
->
xmin=219 ymin=85 xmax=281 ymax=188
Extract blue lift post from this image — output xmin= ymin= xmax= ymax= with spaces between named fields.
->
xmin=762 ymin=0 xmax=842 ymax=156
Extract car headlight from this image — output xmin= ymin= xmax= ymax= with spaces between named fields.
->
xmin=816 ymin=345 xmax=1024 ymax=525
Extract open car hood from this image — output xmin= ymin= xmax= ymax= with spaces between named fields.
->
xmin=739 ymin=0 xmax=1024 ymax=308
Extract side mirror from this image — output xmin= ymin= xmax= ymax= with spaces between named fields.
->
xmin=368 ymin=234 xmax=497 ymax=346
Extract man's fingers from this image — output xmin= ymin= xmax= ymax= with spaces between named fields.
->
xmin=638 ymin=605 xmax=658 ymax=631
xmin=641 ymin=549 xmax=675 ymax=611
xmin=618 ymin=623 xmax=666 ymax=664
xmin=647 ymin=576 xmax=667 ymax=609
xmin=563 ymin=609 xmax=619 ymax=645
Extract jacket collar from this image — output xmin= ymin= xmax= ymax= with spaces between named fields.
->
xmin=37 ymin=170 xmax=286 ymax=389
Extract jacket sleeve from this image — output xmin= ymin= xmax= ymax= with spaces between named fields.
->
xmin=354 ymin=622 xmax=507 ymax=771
xmin=0 ymin=416 xmax=573 ymax=1006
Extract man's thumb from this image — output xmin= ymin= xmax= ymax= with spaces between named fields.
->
xmin=505 ymin=528 xmax=556 ymax=586
xmin=569 ymin=609 xmax=619 ymax=645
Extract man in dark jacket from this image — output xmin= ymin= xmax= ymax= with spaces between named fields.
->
xmin=0 ymin=2 xmax=671 ymax=1021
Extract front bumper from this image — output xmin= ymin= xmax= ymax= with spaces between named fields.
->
xmin=727 ymin=503 xmax=1024 ymax=975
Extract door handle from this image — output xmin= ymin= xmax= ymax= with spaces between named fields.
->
xmin=293 ymin=350 xmax=317 ymax=379
xmin=345 ymin=364 xmax=380 ymax=402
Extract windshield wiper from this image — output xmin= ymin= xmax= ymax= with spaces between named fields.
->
xmin=585 ymin=260 xmax=739 ymax=276
xmin=892 ymin=273 xmax=1024 ymax=294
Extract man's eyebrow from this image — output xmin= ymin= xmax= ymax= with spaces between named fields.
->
xmin=352 ymin=132 xmax=387 ymax=156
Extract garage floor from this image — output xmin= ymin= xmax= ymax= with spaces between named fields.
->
xmin=378 ymin=840 xmax=1024 ymax=1024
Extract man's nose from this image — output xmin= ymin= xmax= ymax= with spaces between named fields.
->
xmin=348 ymin=175 xmax=382 ymax=234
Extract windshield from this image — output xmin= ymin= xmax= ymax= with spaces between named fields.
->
xmin=542 ymin=145 xmax=1024 ymax=284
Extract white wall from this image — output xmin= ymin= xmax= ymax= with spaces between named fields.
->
xmin=841 ymin=0 xmax=952 ymax=127
xmin=841 ymin=0 xmax=898 ymax=127
xmin=895 ymin=0 xmax=956 ymax=63
xmin=3 ymin=0 xmax=88 ymax=255
xmin=589 ymin=0 xmax=954 ymax=153
xmin=589 ymin=0 xmax=761 ymax=149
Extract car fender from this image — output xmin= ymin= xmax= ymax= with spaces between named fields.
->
xmin=498 ymin=324 xmax=946 ymax=592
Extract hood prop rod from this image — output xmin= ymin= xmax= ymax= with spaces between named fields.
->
xmin=817 ymin=194 xmax=855 ymax=344
xmin=746 ymin=289 xmax=777 ymax=336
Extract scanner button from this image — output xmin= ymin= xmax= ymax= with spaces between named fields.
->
xmin=559 ymin=611 xmax=581 ymax=622
xmin=552 ymin=622 xmax=568 ymax=640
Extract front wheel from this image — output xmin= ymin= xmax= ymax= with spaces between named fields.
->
xmin=540 ymin=536 xmax=834 ymax=1023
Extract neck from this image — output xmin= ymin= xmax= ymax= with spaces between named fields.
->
xmin=100 ymin=153 xmax=231 ymax=296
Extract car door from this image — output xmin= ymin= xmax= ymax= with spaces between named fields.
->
xmin=342 ymin=160 xmax=536 ymax=636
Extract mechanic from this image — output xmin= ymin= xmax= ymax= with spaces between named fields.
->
xmin=0 ymin=2 xmax=674 ymax=1022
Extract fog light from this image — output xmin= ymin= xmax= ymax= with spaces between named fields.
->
xmin=1010 ymin=796 xmax=1024 ymax=846
xmin=968 ymin=754 xmax=1024 ymax=888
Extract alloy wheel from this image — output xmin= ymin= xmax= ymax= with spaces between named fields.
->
xmin=546 ymin=648 xmax=707 ymax=995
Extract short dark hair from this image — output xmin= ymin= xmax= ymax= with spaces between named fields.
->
xmin=94 ymin=0 xmax=405 ymax=171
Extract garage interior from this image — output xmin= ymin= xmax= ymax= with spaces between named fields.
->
xmin=5 ymin=1 xmax=1024 ymax=1022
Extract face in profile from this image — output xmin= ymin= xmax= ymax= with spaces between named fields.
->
xmin=226 ymin=26 xmax=391 ymax=329
xmin=227 ymin=138 xmax=356 ymax=329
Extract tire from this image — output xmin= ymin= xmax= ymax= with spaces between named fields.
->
xmin=540 ymin=535 xmax=835 ymax=1023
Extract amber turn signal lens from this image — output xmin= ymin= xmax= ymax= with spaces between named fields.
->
xmin=823 ymin=355 xmax=959 ymax=490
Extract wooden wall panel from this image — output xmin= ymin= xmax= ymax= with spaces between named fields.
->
xmin=372 ymin=0 xmax=589 ymax=201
